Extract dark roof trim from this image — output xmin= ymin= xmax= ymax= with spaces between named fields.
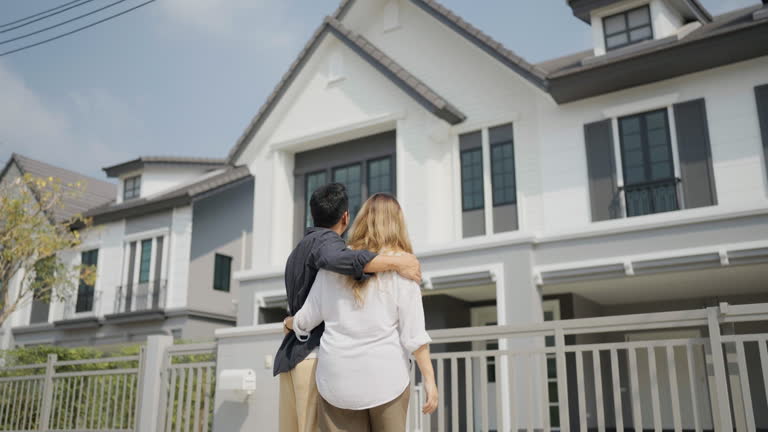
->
xmin=683 ymin=0 xmax=713 ymax=23
xmin=86 ymin=166 xmax=252 ymax=224
xmin=567 ymin=0 xmax=712 ymax=23
xmin=548 ymin=16 xmax=768 ymax=103
xmin=103 ymin=156 xmax=228 ymax=178
xmin=409 ymin=0 xmax=549 ymax=92
xmin=226 ymin=18 xmax=466 ymax=164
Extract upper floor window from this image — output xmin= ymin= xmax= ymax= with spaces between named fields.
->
xmin=367 ymin=157 xmax=394 ymax=195
xmin=619 ymin=109 xmax=678 ymax=216
xmin=603 ymin=5 xmax=653 ymax=51
xmin=490 ymin=124 xmax=517 ymax=207
xmin=138 ymin=239 xmax=153 ymax=284
xmin=294 ymin=131 xmax=396 ymax=241
xmin=305 ymin=171 xmax=328 ymax=228
xmin=76 ymin=249 xmax=98 ymax=313
xmin=618 ymin=109 xmax=679 ymax=216
xmin=213 ymin=253 xmax=232 ymax=292
xmin=459 ymin=123 xmax=518 ymax=238
xmin=460 ymin=144 xmax=484 ymax=211
xmin=123 ymin=175 xmax=141 ymax=201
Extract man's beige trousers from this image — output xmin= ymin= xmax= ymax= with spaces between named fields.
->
xmin=279 ymin=358 xmax=319 ymax=432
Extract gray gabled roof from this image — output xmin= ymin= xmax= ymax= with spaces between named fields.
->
xmin=1 ymin=153 xmax=117 ymax=223
xmin=334 ymin=0 xmax=549 ymax=91
xmin=84 ymin=166 xmax=252 ymax=223
xmin=103 ymin=156 xmax=228 ymax=178
xmin=407 ymin=0 xmax=549 ymax=91
xmin=227 ymin=16 xmax=466 ymax=164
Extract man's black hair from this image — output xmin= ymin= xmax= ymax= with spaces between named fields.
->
xmin=310 ymin=183 xmax=348 ymax=228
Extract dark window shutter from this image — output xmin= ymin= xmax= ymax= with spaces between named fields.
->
xmin=756 ymin=84 xmax=768 ymax=181
xmin=584 ymin=119 xmax=620 ymax=221
xmin=673 ymin=99 xmax=717 ymax=209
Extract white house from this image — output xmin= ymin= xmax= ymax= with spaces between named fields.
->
xmin=1 ymin=154 xmax=254 ymax=349
xmin=214 ymin=0 xmax=768 ymax=430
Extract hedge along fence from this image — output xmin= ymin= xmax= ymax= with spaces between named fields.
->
xmin=0 ymin=345 xmax=142 ymax=431
xmin=0 ymin=340 xmax=219 ymax=432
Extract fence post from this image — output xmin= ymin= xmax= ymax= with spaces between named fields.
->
xmin=554 ymin=327 xmax=570 ymax=432
xmin=136 ymin=335 xmax=173 ymax=432
xmin=707 ymin=306 xmax=733 ymax=431
xmin=38 ymin=353 xmax=57 ymax=431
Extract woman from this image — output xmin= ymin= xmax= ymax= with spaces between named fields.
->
xmin=285 ymin=193 xmax=438 ymax=432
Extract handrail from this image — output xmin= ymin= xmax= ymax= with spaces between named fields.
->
xmin=617 ymin=176 xmax=681 ymax=191
xmin=428 ymin=302 xmax=768 ymax=344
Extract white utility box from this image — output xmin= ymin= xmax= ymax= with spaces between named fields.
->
xmin=219 ymin=369 xmax=256 ymax=400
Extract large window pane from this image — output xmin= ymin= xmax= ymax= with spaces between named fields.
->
xmin=76 ymin=249 xmax=98 ymax=313
xmin=367 ymin=157 xmax=393 ymax=195
xmin=138 ymin=239 xmax=152 ymax=284
xmin=333 ymin=164 xmax=362 ymax=222
xmin=305 ymin=171 xmax=327 ymax=228
xmin=628 ymin=7 xmax=650 ymax=27
xmin=604 ymin=14 xmax=626 ymax=34
xmin=490 ymin=124 xmax=516 ymax=206
xmin=213 ymin=254 xmax=232 ymax=292
xmin=460 ymin=148 xmax=484 ymax=211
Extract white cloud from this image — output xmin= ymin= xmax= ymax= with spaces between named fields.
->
xmin=160 ymin=0 xmax=298 ymax=47
xmin=0 ymin=61 xmax=133 ymax=178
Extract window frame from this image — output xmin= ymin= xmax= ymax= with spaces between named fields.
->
xmin=138 ymin=239 xmax=153 ymax=284
xmin=458 ymin=122 xmax=519 ymax=237
xmin=123 ymin=175 xmax=141 ymax=201
xmin=76 ymin=249 xmax=98 ymax=313
xmin=213 ymin=253 xmax=233 ymax=292
xmin=301 ymin=155 xmax=396 ymax=231
xmin=332 ymin=162 xmax=364 ymax=222
xmin=602 ymin=5 xmax=653 ymax=52
xmin=617 ymin=108 xmax=680 ymax=216
xmin=489 ymin=124 xmax=517 ymax=207
xmin=366 ymin=156 xmax=395 ymax=196
xmin=304 ymin=170 xmax=328 ymax=229
xmin=460 ymin=147 xmax=485 ymax=212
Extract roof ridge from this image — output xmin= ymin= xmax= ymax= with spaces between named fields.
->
xmin=411 ymin=0 xmax=549 ymax=82
xmin=10 ymin=152 xmax=115 ymax=189
xmin=226 ymin=13 xmax=467 ymax=163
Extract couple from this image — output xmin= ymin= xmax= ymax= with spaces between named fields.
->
xmin=274 ymin=183 xmax=438 ymax=432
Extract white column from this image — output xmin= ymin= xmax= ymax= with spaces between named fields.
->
xmin=137 ymin=335 xmax=174 ymax=432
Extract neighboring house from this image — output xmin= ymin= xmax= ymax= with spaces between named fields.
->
xmin=0 ymin=153 xmax=116 ymax=350
xmin=2 ymin=154 xmax=253 ymax=349
xmin=221 ymin=0 xmax=768 ymax=429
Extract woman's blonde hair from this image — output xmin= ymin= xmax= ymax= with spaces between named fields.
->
xmin=347 ymin=193 xmax=413 ymax=305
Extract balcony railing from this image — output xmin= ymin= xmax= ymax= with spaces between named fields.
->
xmin=114 ymin=280 xmax=167 ymax=315
xmin=621 ymin=177 xmax=680 ymax=217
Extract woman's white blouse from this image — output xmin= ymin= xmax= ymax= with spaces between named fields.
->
xmin=293 ymin=269 xmax=431 ymax=410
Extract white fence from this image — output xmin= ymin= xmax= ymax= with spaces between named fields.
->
xmin=409 ymin=302 xmax=768 ymax=432
xmin=0 ymin=337 xmax=216 ymax=432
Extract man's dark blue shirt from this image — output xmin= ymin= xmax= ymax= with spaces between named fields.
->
xmin=272 ymin=227 xmax=376 ymax=376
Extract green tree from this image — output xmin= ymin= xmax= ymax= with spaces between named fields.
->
xmin=0 ymin=173 xmax=95 ymax=326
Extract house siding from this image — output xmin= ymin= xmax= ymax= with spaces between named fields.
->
xmin=188 ymin=178 xmax=254 ymax=319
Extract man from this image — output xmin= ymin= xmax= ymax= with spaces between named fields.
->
xmin=275 ymin=183 xmax=421 ymax=432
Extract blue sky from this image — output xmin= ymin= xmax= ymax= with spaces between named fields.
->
xmin=0 ymin=0 xmax=759 ymax=179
